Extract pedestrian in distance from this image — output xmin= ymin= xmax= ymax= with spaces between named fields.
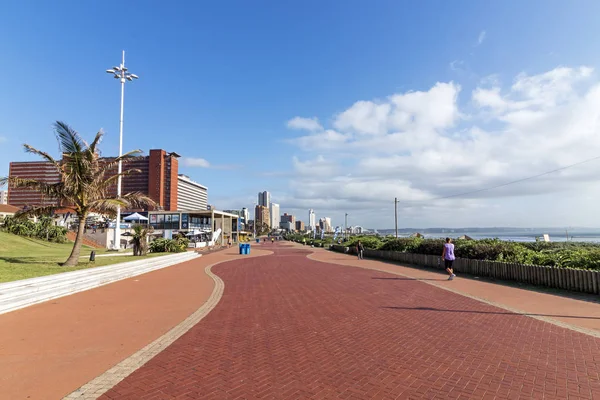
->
xmin=442 ymin=237 xmax=456 ymax=280
xmin=356 ymin=240 xmax=364 ymax=260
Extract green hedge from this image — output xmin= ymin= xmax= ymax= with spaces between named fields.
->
xmin=338 ymin=236 xmax=600 ymax=270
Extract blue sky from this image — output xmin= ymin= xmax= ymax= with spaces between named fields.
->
xmin=2 ymin=1 xmax=600 ymax=228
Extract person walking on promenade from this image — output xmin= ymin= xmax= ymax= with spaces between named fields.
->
xmin=356 ymin=240 xmax=364 ymax=260
xmin=442 ymin=237 xmax=456 ymax=280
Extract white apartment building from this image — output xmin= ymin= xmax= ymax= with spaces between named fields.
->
xmin=308 ymin=209 xmax=315 ymax=230
xmin=351 ymin=226 xmax=364 ymax=234
xmin=270 ymin=202 xmax=280 ymax=230
xmin=0 ymin=190 xmax=7 ymax=205
xmin=177 ymin=174 xmax=208 ymax=211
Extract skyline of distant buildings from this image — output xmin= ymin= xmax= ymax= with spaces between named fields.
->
xmin=250 ymin=190 xmax=335 ymax=233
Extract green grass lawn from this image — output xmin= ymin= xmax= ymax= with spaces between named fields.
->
xmin=0 ymin=231 xmax=166 ymax=283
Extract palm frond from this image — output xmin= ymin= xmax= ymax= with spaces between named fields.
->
xmin=93 ymin=168 xmax=142 ymax=192
xmin=54 ymin=121 xmax=84 ymax=155
xmin=87 ymin=192 xmax=155 ymax=213
xmin=120 ymin=192 xmax=157 ymax=209
xmin=96 ymin=154 xmax=144 ymax=177
xmin=14 ymin=205 xmax=58 ymax=219
xmin=87 ymin=198 xmax=126 ymax=213
xmin=23 ymin=145 xmax=62 ymax=173
xmin=4 ymin=177 xmax=65 ymax=198
xmin=88 ymin=130 xmax=104 ymax=156
xmin=114 ymin=149 xmax=144 ymax=162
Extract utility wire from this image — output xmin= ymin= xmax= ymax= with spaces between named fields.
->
xmin=405 ymin=154 xmax=600 ymax=204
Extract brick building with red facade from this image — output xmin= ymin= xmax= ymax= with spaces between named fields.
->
xmin=8 ymin=149 xmax=181 ymax=211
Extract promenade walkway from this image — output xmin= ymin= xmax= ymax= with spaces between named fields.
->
xmin=0 ymin=247 xmax=273 ymax=400
xmin=2 ymin=242 xmax=600 ymax=399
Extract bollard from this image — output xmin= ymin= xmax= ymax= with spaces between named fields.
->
xmin=89 ymin=251 xmax=96 ymax=262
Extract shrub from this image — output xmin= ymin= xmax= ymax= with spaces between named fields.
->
xmin=343 ymin=236 xmax=384 ymax=249
xmin=149 ymin=236 xmax=189 ymax=253
xmin=1 ymin=216 xmax=67 ymax=243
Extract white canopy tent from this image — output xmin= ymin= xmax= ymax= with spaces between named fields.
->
xmin=123 ymin=212 xmax=148 ymax=222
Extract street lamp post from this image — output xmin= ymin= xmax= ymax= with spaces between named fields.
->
xmin=253 ymin=203 xmax=257 ymax=238
xmin=106 ymin=51 xmax=139 ymax=250
xmin=345 ymin=213 xmax=348 ymax=240
xmin=395 ymin=197 xmax=399 ymax=238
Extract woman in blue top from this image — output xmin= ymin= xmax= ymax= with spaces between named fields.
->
xmin=442 ymin=237 xmax=457 ymax=280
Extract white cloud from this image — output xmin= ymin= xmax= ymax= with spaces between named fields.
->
xmin=334 ymin=101 xmax=391 ymax=135
xmin=281 ymin=65 xmax=600 ymax=228
xmin=287 ymin=129 xmax=351 ymax=151
xmin=292 ymin=155 xmax=338 ymax=177
xmin=181 ymin=157 xmax=239 ymax=170
xmin=477 ymin=30 xmax=486 ymax=45
xmin=286 ymin=116 xmax=323 ymax=132
xmin=181 ymin=157 xmax=210 ymax=168
xmin=449 ymin=60 xmax=465 ymax=71
xmin=332 ymin=82 xmax=460 ymax=137
xmin=0 ymin=136 xmax=6 ymax=143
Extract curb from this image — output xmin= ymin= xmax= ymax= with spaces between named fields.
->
xmin=64 ymin=261 xmax=225 ymax=399
xmin=0 ymin=252 xmax=199 ymax=315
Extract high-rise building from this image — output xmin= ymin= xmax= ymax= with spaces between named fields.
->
xmin=7 ymin=149 xmax=191 ymax=211
xmin=319 ymin=217 xmax=333 ymax=233
xmin=280 ymin=221 xmax=294 ymax=231
xmin=258 ymin=191 xmax=270 ymax=207
xmin=308 ymin=209 xmax=315 ymax=230
xmin=7 ymin=161 xmax=62 ymax=208
xmin=177 ymin=174 xmax=208 ymax=210
xmin=241 ymin=207 xmax=249 ymax=224
xmin=351 ymin=226 xmax=364 ymax=234
xmin=0 ymin=190 xmax=7 ymax=205
xmin=295 ymin=220 xmax=305 ymax=231
xmin=281 ymin=213 xmax=295 ymax=224
xmin=254 ymin=205 xmax=270 ymax=229
xmin=269 ymin=203 xmax=280 ymax=230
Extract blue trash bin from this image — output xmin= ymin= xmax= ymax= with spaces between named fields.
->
xmin=239 ymin=244 xmax=244 ymax=254
xmin=246 ymin=244 xmax=251 ymax=254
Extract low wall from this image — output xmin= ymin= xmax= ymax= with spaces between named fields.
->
xmin=330 ymin=245 xmax=600 ymax=295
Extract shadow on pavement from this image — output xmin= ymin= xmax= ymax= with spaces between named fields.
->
xmin=382 ymin=306 xmax=600 ymax=320
xmin=372 ymin=277 xmax=446 ymax=282
xmin=349 ymin=255 xmax=600 ymax=306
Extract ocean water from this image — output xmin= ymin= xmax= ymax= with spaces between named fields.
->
xmin=396 ymin=231 xmax=600 ymax=243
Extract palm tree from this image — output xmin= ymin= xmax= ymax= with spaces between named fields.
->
xmin=0 ymin=121 xmax=155 ymax=266
xmin=131 ymin=224 xmax=152 ymax=256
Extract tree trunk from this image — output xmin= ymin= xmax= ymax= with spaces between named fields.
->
xmin=63 ymin=215 xmax=86 ymax=266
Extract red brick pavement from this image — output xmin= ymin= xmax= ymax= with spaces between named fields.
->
xmin=101 ymin=245 xmax=600 ymax=399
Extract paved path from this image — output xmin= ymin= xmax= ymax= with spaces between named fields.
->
xmin=309 ymin=247 xmax=600 ymax=337
xmin=100 ymin=244 xmax=600 ymax=399
xmin=0 ymin=247 xmax=272 ymax=400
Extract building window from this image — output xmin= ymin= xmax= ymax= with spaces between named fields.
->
xmin=150 ymin=214 xmax=180 ymax=230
